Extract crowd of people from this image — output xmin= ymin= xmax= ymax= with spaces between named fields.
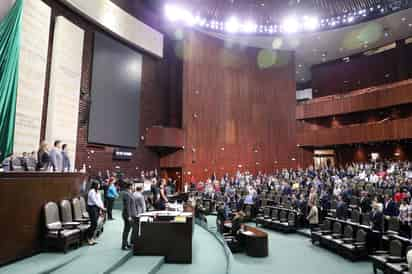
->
xmin=85 ymin=170 xmax=179 ymax=249
xmin=194 ymin=160 xmax=412 ymax=237
xmin=1 ymin=140 xmax=71 ymax=172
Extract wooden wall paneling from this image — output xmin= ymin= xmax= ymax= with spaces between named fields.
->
xmin=298 ymin=117 xmax=412 ymax=147
xmin=296 ymin=80 xmax=412 ymax=119
xmin=0 ymin=173 xmax=85 ymax=266
xmin=181 ymin=31 xmax=297 ymax=180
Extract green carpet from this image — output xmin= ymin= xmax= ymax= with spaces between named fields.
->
xmin=0 ymin=211 xmax=374 ymax=274
xmin=230 ymin=225 xmax=371 ymax=274
xmin=155 ymin=225 xmax=228 ymax=274
xmin=0 ymin=210 xmax=162 ymax=274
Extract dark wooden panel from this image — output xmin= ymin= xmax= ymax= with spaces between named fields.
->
xmin=311 ymin=46 xmax=400 ymax=97
xmin=181 ymin=31 xmax=297 ymax=180
xmin=145 ymin=126 xmax=184 ymax=148
xmin=0 ymin=173 xmax=85 ymax=266
xmin=296 ymin=79 xmax=412 ymax=119
xmin=297 ymin=117 xmax=412 ymax=146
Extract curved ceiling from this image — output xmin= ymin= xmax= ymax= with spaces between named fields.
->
xmin=195 ymin=8 xmax=412 ymax=83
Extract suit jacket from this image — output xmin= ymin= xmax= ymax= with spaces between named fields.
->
xmin=383 ymin=200 xmax=399 ymax=217
xmin=61 ymin=151 xmax=70 ymax=171
xmin=360 ymin=197 xmax=372 ymax=213
xmin=133 ymin=191 xmax=146 ymax=215
xmin=336 ymin=201 xmax=348 ymax=220
xmin=122 ymin=191 xmax=137 ymax=219
xmin=307 ymin=206 xmax=319 ymax=224
xmin=49 ymin=148 xmax=63 ymax=172
xmin=370 ymin=210 xmax=384 ymax=232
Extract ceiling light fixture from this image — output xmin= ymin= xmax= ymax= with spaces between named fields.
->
xmin=225 ymin=16 xmax=240 ymax=33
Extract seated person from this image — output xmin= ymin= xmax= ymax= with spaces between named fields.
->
xmin=230 ymin=211 xmax=246 ymax=236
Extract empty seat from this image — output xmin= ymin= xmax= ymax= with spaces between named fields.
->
xmin=340 ymin=229 xmax=368 ymax=261
xmin=341 ymin=225 xmax=354 ymax=243
xmin=311 ymin=219 xmax=332 ymax=244
xmin=361 ymin=213 xmax=370 ymax=226
xmin=44 ymin=201 xmax=81 ymax=253
xmin=350 ymin=210 xmax=360 ymax=224
xmin=256 ymin=207 xmax=270 ymax=226
xmin=370 ymin=239 xmax=403 ymax=274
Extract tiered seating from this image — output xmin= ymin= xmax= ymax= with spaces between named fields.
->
xmin=257 ymin=206 xmax=299 ymax=233
xmin=370 ymin=239 xmax=410 ymax=274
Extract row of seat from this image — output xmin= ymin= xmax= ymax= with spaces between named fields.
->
xmin=311 ymin=220 xmax=369 ymax=261
xmin=370 ymin=239 xmax=411 ymax=274
xmin=256 ymin=206 xmax=298 ymax=233
xmin=44 ymin=196 xmax=104 ymax=253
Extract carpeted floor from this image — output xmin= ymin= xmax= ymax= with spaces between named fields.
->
xmin=0 ymin=212 xmax=373 ymax=274
xmin=0 ymin=210 xmax=161 ymax=274
xmin=205 ymin=216 xmax=371 ymax=274
xmin=230 ymin=226 xmax=371 ymax=274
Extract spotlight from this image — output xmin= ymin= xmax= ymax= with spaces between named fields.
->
xmin=164 ymin=4 xmax=186 ymax=22
xmin=303 ymin=16 xmax=319 ymax=31
xmin=225 ymin=16 xmax=240 ymax=33
xmin=242 ymin=20 xmax=257 ymax=33
xmin=281 ymin=16 xmax=300 ymax=33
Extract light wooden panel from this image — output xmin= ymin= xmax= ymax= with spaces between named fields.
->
xmin=59 ymin=0 xmax=163 ymax=57
xmin=46 ymin=16 xmax=84 ymax=168
xmin=13 ymin=0 xmax=51 ymax=155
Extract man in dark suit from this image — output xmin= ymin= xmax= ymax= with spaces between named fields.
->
xmin=336 ymin=195 xmax=348 ymax=220
xmin=121 ymin=182 xmax=137 ymax=250
xmin=359 ymin=191 xmax=372 ymax=213
xmin=368 ymin=202 xmax=384 ymax=252
xmin=131 ymin=185 xmax=146 ymax=244
xmin=383 ymin=194 xmax=399 ymax=217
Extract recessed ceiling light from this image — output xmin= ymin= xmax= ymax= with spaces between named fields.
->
xmin=298 ymin=64 xmax=303 ymax=68
xmin=409 ymin=23 xmax=412 ymax=27
xmin=301 ymin=78 xmax=305 ymax=81
xmin=401 ymin=17 xmax=406 ymax=22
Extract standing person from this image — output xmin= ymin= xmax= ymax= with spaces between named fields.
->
xmin=61 ymin=144 xmax=71 ymax=172
xmin=87 ymin=181 xmax=106 ymax=245
xmin=399 ymin=199 xmax=410 ymax=237
xmin=159 ymin=179 xmax=169 ymax=210
xmin=307 ymin=202 xmax=319 ymax=232
xmin=106 ymin=178 xmax=119 ymax=220
xmin=49 ymin=140 xmax=63 ymax=172
xmin=121 ymin=182 xmax=137 ymax=250
xmin=131 ymin=185 xmax=146 ymax=244
xmin=36 ymin=141 xmax=51 ymax=171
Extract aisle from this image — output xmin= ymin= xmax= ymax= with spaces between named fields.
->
xmin=155 ymin=225 xmax=228 ymax=274
xmin=230 ymin=225 xmax=371 ymax=274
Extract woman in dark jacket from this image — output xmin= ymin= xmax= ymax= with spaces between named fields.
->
xmin=36 ymin=141 xmax=51 ymax=171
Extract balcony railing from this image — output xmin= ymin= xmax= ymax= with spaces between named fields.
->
xmin=296 ymin=79 xmax=412 ymax=119
xmin=297 ymin=117 xmax=412 ymax=147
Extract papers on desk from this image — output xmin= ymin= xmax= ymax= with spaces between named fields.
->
xmin=174 ymin=216 xmax=187 ymax=223
xmin=242 ymin=231 xmax=255 ymax=236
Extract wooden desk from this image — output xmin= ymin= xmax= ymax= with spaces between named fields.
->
xmin=133 ymin=211 xmax=193 ymax=263
xmin=0 ymin=172 xmax=86 ymax=266
xmin=240 ymin=225 xmax=268 ymax=257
